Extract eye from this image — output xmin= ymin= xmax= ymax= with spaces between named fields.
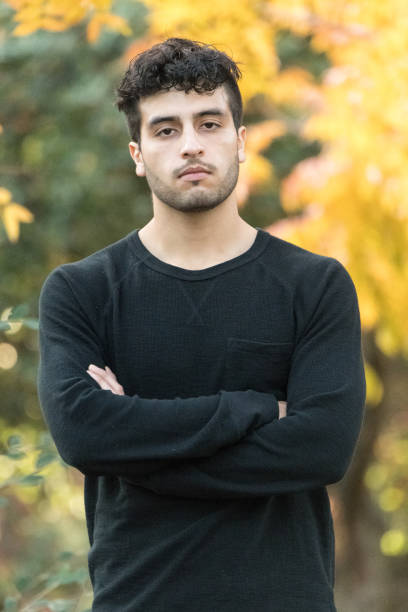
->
xmin=156 ymin=127 xmax=175 ymax=137
xmin=202 ymin=121 xmax=220 ymax=130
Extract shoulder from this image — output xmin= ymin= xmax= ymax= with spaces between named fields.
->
xmin=39 ymin=230 xmax=138 ymax=309
xmin=263 ymin=231 xmax=355 ymax=290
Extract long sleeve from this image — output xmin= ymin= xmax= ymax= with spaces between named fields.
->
xmin=131 ymin=259 xmax=366 ymax=498
xmin=37 ymin=267 xmax=278 ymax=478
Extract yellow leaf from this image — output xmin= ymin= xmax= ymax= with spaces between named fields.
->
xmin=87 ymin=12 xmax=131 ymax=39
xmin=92 ymin=0 xmax=113 ymax=11
xmin=39 ymin=17 xmax=67 ymax=32
xmin=0 ymin=188 xmax=12 ymax=206
xmin=64 ymin=6 xmax=88 ymax=25
xmin=364 ymin=361 xmax=384 ymax=406
xmin=12 ymin=21 xmax=41 ymax=36
xmin=273 ymin=67 xmax=323 ymax=110
xmin=12 ymin=6 xmax=43 ymax=22
xmin=1 ymin=203 xmax=34 ymax=243
xmin=246 ymin=120 xmax=286 ymax=153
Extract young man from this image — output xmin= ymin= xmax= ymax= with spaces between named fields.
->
xmin=37 ymin=38 xmax=366 ymax=611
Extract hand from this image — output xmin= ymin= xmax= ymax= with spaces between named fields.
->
xmin=278 ymin=401 xmax=287 ymax=419
xmin=87 ymin=364 xmax=125 ymax=395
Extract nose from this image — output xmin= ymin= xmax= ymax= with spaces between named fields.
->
xmin=180 ymin=126 xmax=204 ymax=158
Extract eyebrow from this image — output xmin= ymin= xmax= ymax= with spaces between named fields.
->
xmin=147 ymin=108 xmax=227 ymax=128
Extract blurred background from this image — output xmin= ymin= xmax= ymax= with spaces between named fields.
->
xmin=0 ymin=1 xmax=407 ymax=610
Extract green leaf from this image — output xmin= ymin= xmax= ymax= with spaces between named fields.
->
xmin=61 ymin=568 xmax=88 ymax=585
xmin=23 ymin=318 xmax=39 ymax=330
xmin=7 ymin=435 xmax=25 ymax=460
xmin=36 ymin=450 xmax=57 ymax=469
xmin=53 ymin=601 xmax=76 ymax=612
xmin=0 ymin=321 xmax=11 ymax=331
xmin=48 ymin=599 xmax=76 ymax=612
xmin=36 ymin=431 xmax=54 ymax=450
xmin=7 ymin=450 xmax=26 ymax=460
xmin=59 ymin=550 xmax=74 ymax=561
xmin=3 ymin=596 xmax=19 ymax=612
xmin=7 ymin=434 xmax=23 ymax=448
xmin=46 ymin=567 xmax=88 ymax=588
xmin=0 ymin=496 xmax=9 ymax=507
xmin=71 ymin=568 xmax=89 ymax=584
xmin=30 ymin=600 xmax=76 ymax=612
xmin=8 ymin=304 xmax=29 ymax=321
xmin=18 ymin=474 xmax=44 ymax=487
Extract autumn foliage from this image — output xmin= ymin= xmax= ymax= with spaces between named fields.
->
xmin=1 ymin=1 xmax=408 ymax=604
xmin=3 ymin=0 xmax=407 ymax=357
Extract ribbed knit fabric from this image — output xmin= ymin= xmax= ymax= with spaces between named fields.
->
xmin=37 ymin=227 xmax=366 ymax=611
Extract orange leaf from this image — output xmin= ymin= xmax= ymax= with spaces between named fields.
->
xmin=246 ymin=120 xmax=286 ymax=153
xmin=86 ymin=16 xmax=102 ymax=43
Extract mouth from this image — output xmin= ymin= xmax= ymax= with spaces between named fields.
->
xmin=178 ymin=166 xmax=211 ymax=181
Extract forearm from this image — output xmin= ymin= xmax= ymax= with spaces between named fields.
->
xmin=130 ymin=386 xmax=365 ymax=499
xmin=38 ymin=360 xmax=278 ymax=477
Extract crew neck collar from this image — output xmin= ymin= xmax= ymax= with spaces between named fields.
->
xmin=127 ymin=226 xmax=270 ymax=280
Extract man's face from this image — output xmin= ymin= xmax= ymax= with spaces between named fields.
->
xmin=129 ymin=86 xmax=246 ymax=213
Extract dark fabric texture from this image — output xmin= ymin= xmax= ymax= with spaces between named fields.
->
xmin=37 ymin=227 xmax=366 ymax=611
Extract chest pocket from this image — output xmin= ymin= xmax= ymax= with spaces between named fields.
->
xmin=223 ymin=337 xmax=294 ymax=398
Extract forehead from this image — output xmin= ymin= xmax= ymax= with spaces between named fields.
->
xmin=139 ymin=86 xmax=232 ymax=125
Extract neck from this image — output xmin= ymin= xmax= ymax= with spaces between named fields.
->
xmin=137 ymin=204 xmax=257 ymax=270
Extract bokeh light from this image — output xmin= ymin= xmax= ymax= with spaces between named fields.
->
xmin=0 ymin=342 xmax=18 ymax=369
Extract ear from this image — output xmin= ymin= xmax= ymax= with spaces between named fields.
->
xmin=237 ymin=126 xmax=246 ymax=164
xmin=129 ymin=141 xmax=146 ymax=177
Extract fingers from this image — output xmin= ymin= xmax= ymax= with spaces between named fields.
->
xmin=87 ymin=367 xmax=112 ymax=391
xmin=87 ymin=364 xmax=125 ymax=395
xmin=278 ymin=401 xmax=287 ymax=419
xmin=102 ymin=366 xmax=124 ymax=395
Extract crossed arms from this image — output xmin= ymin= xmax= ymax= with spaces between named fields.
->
xmin=37 ymin=268 xmax=279 ymax=479
xmin=37 ymin=260 xmax=366 ymax=499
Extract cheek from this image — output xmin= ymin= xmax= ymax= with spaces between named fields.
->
xmin=143 ymin=151 xmax=169 ymax=175
xmin=217 ymin=133 xmax=240 ymax=155
xmin=215 ymin=138 xmax=240 ymax=166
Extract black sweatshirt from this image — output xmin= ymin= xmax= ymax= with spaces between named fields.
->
xmin=37 ymin=226 xmax=366 ymax=612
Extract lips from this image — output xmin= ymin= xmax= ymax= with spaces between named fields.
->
xmin=179 ymin=166 xmax=211 ymax=179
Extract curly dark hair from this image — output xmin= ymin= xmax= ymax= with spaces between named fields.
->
xmin=115 ymin=37 xmax=243 ymax=144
